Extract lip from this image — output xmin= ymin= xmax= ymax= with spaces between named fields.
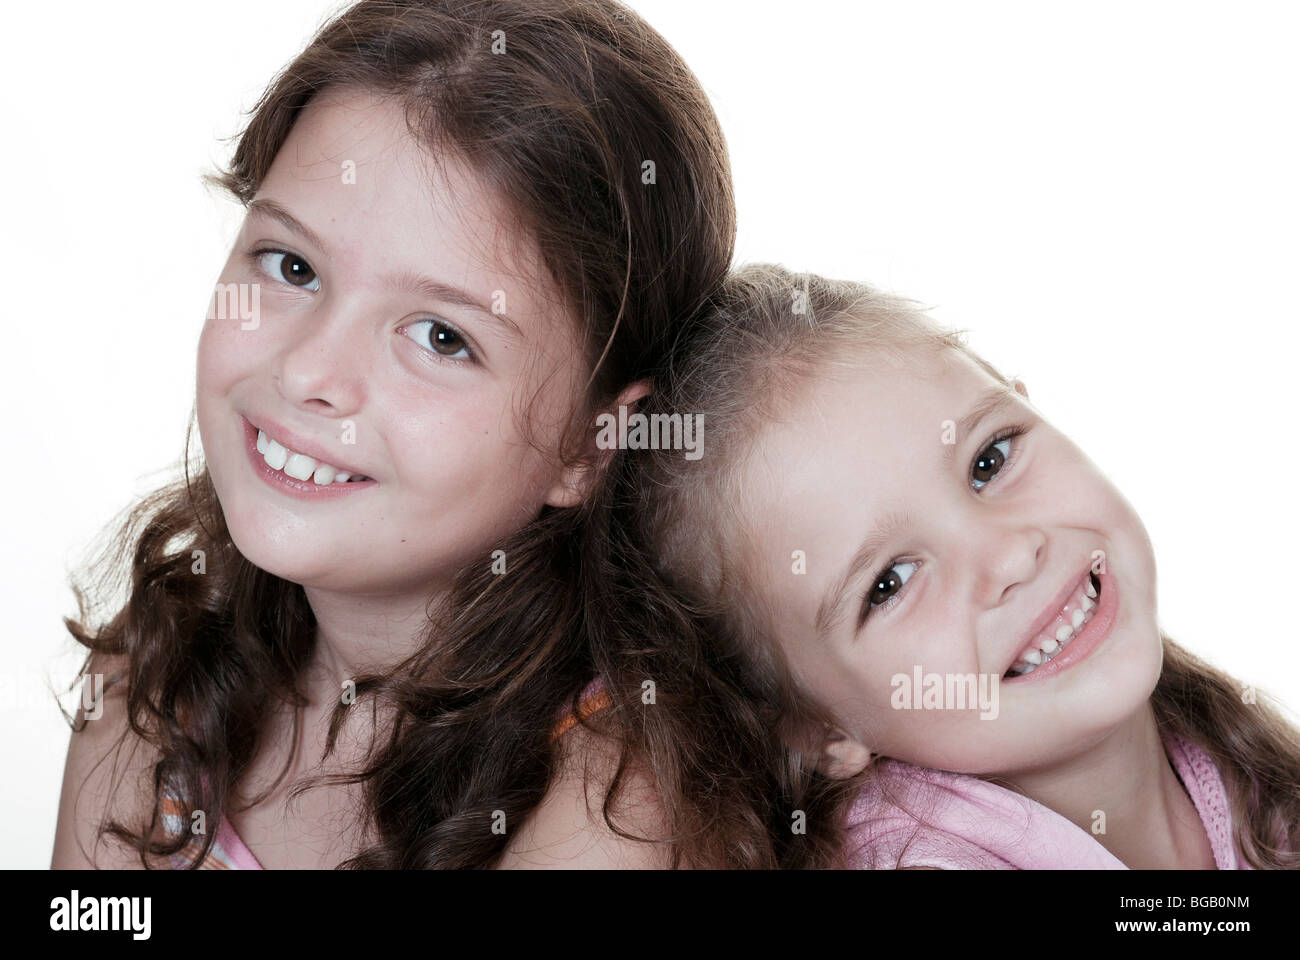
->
xmin=244 ymin=413 xmax=369 ymax=477
xmin=241 ymin=414 xmax=376 ymax=500
xmin=1005 ymin=564 xmax=1092 ymax=669
xmin=1002 ymin=567 xmax=1118 ymax=685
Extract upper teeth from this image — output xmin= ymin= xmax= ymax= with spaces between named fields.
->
xmin=256 ymin=429 xmax=365 ymax=485
xmin=1006 ymin=572 xmax=1099 ymax=676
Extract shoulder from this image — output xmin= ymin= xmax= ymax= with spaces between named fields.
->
xmin=51 ymin=654 xmax=164 ymax=869
xmin=497 ymin=718 xmax=674 ymax=869
xmin=844 ymin=759 xmax=1017 ymax=870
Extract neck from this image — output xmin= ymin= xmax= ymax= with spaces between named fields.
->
xmin=299 ymin=584 xmax=441 ymax=707
xmin=1004 ymin=703 xmax=1216 ymax=869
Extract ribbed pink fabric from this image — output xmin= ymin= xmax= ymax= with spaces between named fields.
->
xmin=845 ymin=728 xmax=1251 ymax=869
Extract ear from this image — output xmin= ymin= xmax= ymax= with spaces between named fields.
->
xmin=544 ymin=378 xmax=653 ymax=509
xmin=814 ymin=725 xmax=874 ymax=780
xmin=1012 ymin=378 xmax=1030 ymax=401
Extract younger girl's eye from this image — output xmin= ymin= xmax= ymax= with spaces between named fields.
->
xmin=861 ymin=559 xmax=920 ymax=624
xmin=402 ymin=319 xmax=473 ymax=362
xmin=970 ymin=427 xmax=1025 ymax=491
xmin=251 ymin=248 xmax=320 ymax=292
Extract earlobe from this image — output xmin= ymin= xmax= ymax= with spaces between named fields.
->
xmin=815 ymin=726 xmax=874 ymax=780
xmin=544 ymin=471 xmax=588 ymax=509
xmin=543 ymin=378 xmax=654 ymax=509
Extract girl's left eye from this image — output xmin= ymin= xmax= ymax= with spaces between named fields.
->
xmin=970 ymin=427 xmax=1026 ymax=491
xmin=251 ymin=248 xmax=320 ymax=292
xmin=401 ymin=319 xmax=474 ymax=362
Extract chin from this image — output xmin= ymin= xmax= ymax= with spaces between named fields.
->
xmin=224 ymin=528 xmax=305 ymax=584
xmin=1041 ymin=621 xmax=1165 ymax=748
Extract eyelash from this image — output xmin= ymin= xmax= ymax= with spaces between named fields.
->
xmin=242 ymin=246 xmax=477 ymax=365
xmin=245 ymin=246 xmax=318 ymax=292
xmin=858 ymin=423 xmax=1030 ymax=625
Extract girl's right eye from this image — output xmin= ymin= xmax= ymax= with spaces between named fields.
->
xmin=860 ymin=559 xmax=921 ymax=624
xmin=249 ymin=248 xmax=320 ymax=292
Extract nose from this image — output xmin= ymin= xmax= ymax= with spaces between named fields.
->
xmin=273 ymin=296 xmax=369 ymax=416
xmin=969 ymin=522 xmax=1047 ymax=609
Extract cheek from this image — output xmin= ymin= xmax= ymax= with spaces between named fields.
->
xmin=1107 ymin=484 xmax=1156 ymax=564
xmin=798 ymin=600 xmax=990 ymax=755
xmin=859 ymin=604 xmax=981 ymax=687
xmin=195 ymin=323 xmax=222 ymax=393
xmin=196 ymin=317 xmax=258 ymax=399
xmin=1070 ymin=453 xmax=1158 ymax=594
xmin=195 ymin=324 xmax=242 ymax=450
xmin=1054 ymin=438 xmax=1134 ymax=521
xmin=390 ymin=393 xmax=557 ymax=505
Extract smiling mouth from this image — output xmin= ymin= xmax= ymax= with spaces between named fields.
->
xmin=1004 ymin=570 xmax=1102 ymax=679
xmin=255 ymin=428 xmax=372 ymax=485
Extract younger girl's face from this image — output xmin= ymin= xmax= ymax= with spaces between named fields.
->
xmin=196 ymin=87 xmax=586 ymax=599
xmin=738 ymin=344 xmax=1163 ymax=776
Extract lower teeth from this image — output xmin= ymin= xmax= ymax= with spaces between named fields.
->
xmin=1006 ymin=580 xmax=1101 ymax=678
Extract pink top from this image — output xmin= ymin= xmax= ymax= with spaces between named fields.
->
xmin=845 ymin=728 xmax=1251 ymax=869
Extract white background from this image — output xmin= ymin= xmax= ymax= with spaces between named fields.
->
xmin=2 ymin=0 xmax=1296 ymax=868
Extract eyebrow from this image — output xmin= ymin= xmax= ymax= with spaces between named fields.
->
xmin=813 ymin=386 xmax=1020 ymax=636
xmin=246 ymin=198 xmax=521 ymax=337
xmin=943 ymin=387 xmax=1020 ymax=465
xmin=248 ymin=198 xmax=331 ymax=254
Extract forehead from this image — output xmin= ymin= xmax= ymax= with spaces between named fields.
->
xmin=252 ymin=86 xmax=563 ymax=329
xmin=746 ymin=343 xmax=989 ymax=497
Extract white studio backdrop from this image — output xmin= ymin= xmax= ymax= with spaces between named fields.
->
xmin=1 ymin=0 xmax=1295 ymax=868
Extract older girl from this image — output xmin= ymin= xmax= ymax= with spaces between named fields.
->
xmin=52 ymin=0 xmax=734 ymax=870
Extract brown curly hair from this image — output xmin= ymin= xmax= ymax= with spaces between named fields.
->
xmin=61 ymin=0 xmax=737 ymax=869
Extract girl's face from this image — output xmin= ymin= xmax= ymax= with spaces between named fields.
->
xmin=737 ymin=343 xmax=1163 ymax=776
xmin=197 ymin=87 xmax=586 ymax=600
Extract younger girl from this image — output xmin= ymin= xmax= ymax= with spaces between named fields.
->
xmin=52 ymin=0 xmax=736 ymax=869
xmin=604 ymin=262 xmax=1300 ymax=869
